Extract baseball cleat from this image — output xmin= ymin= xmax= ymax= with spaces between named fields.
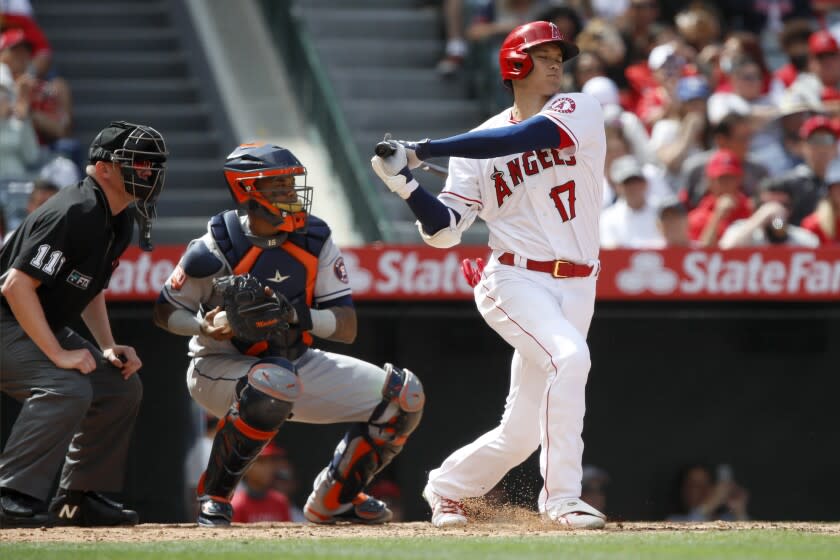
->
xmin=304 ymin=492 xmax=392 ymax=524
xmin=422 ymin=483 xmax=467 ymax=528
xmin=546 ymin=498 xmax=606 ymax=529
xmin=50 ymin=490 xmax=138 ymax=527
xmin=197 ymin=497 xmax=233 ymax=527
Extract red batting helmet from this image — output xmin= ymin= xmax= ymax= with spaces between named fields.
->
xmin=499 ymin=21 xmax=580 ymax=81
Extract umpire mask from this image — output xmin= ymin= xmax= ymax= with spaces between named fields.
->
xmin=89 ymin=121 xmax=169 ymax=221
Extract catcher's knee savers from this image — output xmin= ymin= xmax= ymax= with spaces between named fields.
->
xmin=199 ymin=357 xmax=301 ymax=500
xmin=313 ymin=364 xmax=424 ymax=511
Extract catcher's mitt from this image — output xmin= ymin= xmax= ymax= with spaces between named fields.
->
xmin=212 ymin=274 xmax=295 ymax=342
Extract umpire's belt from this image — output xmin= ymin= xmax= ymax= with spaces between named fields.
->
xmin=498 ymin=252 xmax=598 ymax=279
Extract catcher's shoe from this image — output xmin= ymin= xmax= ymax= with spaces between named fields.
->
xmin=197 ymin=497 xmax=233 ymax=527
xmin=304 ymin=491 xmax=392 ymax=525
xmin=0 ymin=488 xmax=52 ymax=528
xmin=545 ymin=498 xmax=606 ymax=529
xmin=49 ymin=490 xmax=138 ymax=527
xmin=422 ymin=483 xmax=467 ymax=528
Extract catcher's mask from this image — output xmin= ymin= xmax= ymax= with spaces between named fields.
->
xmin=89 ymin=120 xmax=168 ymax=221
xmin=223 ymin=143 xmax=312 ymax=233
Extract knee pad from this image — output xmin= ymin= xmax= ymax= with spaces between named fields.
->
xmin=237 ymin=357 xmax=301 ymax=431
xmin=198 ymin=357 xmax=300 ymax=500
xmin=318 ymin=364 xmax=425 ymax=508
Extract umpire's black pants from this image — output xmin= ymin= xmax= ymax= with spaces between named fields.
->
xmin=0 ymin=317 xmax=142 ymax=501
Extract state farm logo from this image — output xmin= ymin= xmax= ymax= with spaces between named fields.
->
xmin=342 ymin=252 xmax=372 ymax=293
xmin=614 ymin=250 xmax=840 ymax=297
xmin=616 ymin=252 xmax=678 ymax=294
xmin=342 ymin=249 xmax=474 ymax=298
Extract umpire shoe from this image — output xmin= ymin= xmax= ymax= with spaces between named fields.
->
xmin=197 ymin=497 xmax=233 ymax=527
xmin=304 ymin=492 xmax=392 ymax=525
xmin=422 ymin=483 xmax=467 ymax=528
xmin=49 ymin=489 xmax=139 ymax=527
xmin=0 ymin=487 xmax=52 ymax=528
xmin=545 ymin=498 xmax=606 ymax=529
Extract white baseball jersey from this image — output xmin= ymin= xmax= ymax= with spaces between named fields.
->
xmin=440 ymin=92 xmax=606 ymax=262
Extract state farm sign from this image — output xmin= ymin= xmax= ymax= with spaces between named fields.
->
xmin=601 ymin=248 xmax=840 ymax=300
xmin=105 ymin=245 xmax=840 ymax=301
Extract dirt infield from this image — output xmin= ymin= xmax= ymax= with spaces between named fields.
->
xmin=3 ymin=520 xmax=839 ymax=543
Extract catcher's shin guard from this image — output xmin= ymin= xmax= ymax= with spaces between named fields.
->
xmin=305 ymin=364 xmax=424 ymax=522
xmin=198 ymin=358 xmax=300 ymax=501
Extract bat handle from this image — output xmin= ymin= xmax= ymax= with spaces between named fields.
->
xmin=375 ymin=141 xmax=396 ymax=157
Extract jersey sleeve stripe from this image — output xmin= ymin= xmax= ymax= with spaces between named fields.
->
xmin=440 ymin=191 xmax=482 ymax=205
xmin=313 ymin=287 xmax=352 ymax=303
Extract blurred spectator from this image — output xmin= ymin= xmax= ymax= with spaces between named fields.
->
xmin=231 ymin=441 xmax=292 ymax=523
xmin=0 ymin=28 xmax=72 ymax=145
xmin=580 ymin=465 xmax=609 ymax=514
xmin=367 ymin=479 xmax=404 ymax=522
xmin=774 ymin=19 xmax=815 ymax=88
xmin=680 ymin=112 xmax=768 ymax=209
xmin=466 ymin=0 xmax=548 ymax=44
xmin=761 ymin=114 xmax=838 ymax=225
xmin=589 ymin=0 xmax=628 ymax=20
xmin=0 ymin=82 xmax=38 ymax=179
xmin=24 ymin=177 xmax=57 ymax=214
xmin=750 ymin=89 xmax=820 ymax=176
xmin=789 ymin=30 xmax=840 ymax=114
xmin=650 ymin=75 xmax=710 ymax=179
xmin=719 ymin=181 xmax=819 ymax=248
xmin=707 ymin=56 xmax=779 ymax=130
xmin=674 ymin=3 xmax=721 ymax=54
xmin=437 ymin=0 xmax=468 ymax=78
xmin=575 ymin=18 xmax=628 ymax=89
xmin=801 ymin=157 xmax=840 ymax=244
xmin=618 ymin=0 xmax=662 ymax=66
xmin=600 ymin=155 xmax=664 ymax=248
xmin=716 ymin=32 xmax=781 ymax=100
xmin=536 ymin=3 xmax=583 ymax=42
xmin=667 ymin=463 xmax=749 ymax=522
xmin=38 ymin=153 xmax=81 ymax=188
xmin=0 ymin=0 xmax=53 ymax=79
xmin=569 ymin=50 xmax=608 ymax=92
xmin=584 ymin=75 xmax=655 ymax=164
xmin=269 ymin=444 xmax=305 ymax=522
xmin=657 ymin=196 xmax=692 ymax=247
xmin=635 ymin=42 xmax=685 ymax=128
xmin=688 ymin=149 xmax=754 ymax=247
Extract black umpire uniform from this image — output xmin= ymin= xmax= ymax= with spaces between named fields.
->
xmin=0 ymin=121 xmax=167 ymax=527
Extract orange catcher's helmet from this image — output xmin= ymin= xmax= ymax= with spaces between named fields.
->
xmin=499 ymin=21 xmax=580 ymax=81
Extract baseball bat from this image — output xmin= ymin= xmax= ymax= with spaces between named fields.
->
xmin=375 ymin=141 xmax=396 ymax=158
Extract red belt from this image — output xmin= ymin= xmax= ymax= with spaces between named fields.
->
xmin=498 ymin=252 xmax=595 ymax=279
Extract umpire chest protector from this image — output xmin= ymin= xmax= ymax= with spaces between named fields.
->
xmin=209 ymin=210 xmax=329 ymax=353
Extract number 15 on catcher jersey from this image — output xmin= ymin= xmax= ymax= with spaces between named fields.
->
xmin=440 ymin=92 xmax=606 ymax=262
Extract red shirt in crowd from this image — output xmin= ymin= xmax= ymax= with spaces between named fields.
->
xmin=688 ymin=192 xmax=754 ymax=242
xmin=801 ymin=212 xmax=840 ymax=245
xmin=231 ymin=489 xmax=292 ymax=523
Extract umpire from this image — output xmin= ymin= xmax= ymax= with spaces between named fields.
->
xmin=0 ymin=121 xmax=168 ymax=527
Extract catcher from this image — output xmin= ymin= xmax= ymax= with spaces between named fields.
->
xmin=153 ymin=144 xmax=424 ymax=527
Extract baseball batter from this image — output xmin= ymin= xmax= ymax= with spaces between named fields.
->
xmin=371 ymin=21 xmax=606 ymax=529
xmin=153 ymin=144 xmax=424 ymax=527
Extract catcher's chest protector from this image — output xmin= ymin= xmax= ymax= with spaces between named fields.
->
xmin=209 ymin=210 xmax=326 ymax=347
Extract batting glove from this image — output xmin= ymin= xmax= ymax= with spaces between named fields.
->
xmin=394 ymin=139 xmax=430 ymax=170
xmin=371 ymin=144 xmax=419 ymax=200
